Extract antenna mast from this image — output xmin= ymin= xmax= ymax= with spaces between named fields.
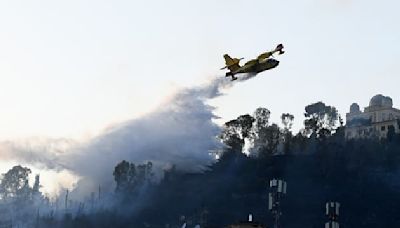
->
xmin=325 ymin=201 xmax=340 ymax=228
xmin=268 ymin=179 xmax=287 ymax=228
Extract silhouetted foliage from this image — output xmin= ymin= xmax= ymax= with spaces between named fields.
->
xmin=0 ymin=165 xmax=46 ymax=227
xmin=220 ymin=114 xmax=255 ymax=154
xmin=281 ymin=113 xmax=294 ymax=154
xmin=304 ymin=102 xmax=338 ymax=138
xmin=6 ymin=104 xmax=400 ymax=228
xmin=281 ymin=113 xmax=294 ymax=131
xmin=0 ymin=165 xmax=32 ymax=200
xmin=113 ymin=160 xmax=153 ymax=194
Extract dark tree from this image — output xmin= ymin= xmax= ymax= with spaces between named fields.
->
xmin=113 ymin=160 xmax=136 ymax=193
xmin=220 ymin=114 xmax=255 ymax=153
xmin=253 ymin=107 xmax=271 ymax=131
xmin=281 ymin=113 xmax=294 ymax=132
xmin=281 ymin=113 xmax=295 ymax=154
xmin=252 ymin=108 xmax=281 ymax=157
xmin=0 ymin=165 xmax=32 ymax=200
xmin=304 ymin=101 xmax=338 ymax=138
xmin=32 ymin=174 xmax=40 ymax=193
xmin=113 ymin=160 xmax=153 ymax=193
xmin=263 ymin=123 xmax=281 ymax=156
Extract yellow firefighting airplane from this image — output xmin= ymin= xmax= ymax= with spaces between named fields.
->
xmin=221 ymin=44 xmax=284 ymax=81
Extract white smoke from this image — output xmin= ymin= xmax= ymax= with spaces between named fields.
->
xmin=0 ymin=75 xmax=256 ymax=197
xmin=63 ymin=77 xmax=245 ymax=196
xmin=0 ymin=138 xmax=75 ymax=170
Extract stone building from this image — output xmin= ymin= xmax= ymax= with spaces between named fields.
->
xmin=345 ymin=94 xmax=400 ymax=139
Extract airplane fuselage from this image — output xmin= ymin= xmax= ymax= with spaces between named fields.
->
xmin=222 ymin=44 xmax=284 ymax=80
xmin=234 ymin=58 xmax=280 ymax=75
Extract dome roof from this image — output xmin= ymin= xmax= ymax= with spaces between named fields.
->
xmin=350 ymin=103 xmax=361 ymax=113
xmin=369 ymin=94 xmax=393 ymax=108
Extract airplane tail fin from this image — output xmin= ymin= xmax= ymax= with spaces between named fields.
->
xmin=275 ymin=44 xmax=285 ymax=55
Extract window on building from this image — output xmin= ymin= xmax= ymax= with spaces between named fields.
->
xmin=381 ymin=126 xmax=386 ymax=131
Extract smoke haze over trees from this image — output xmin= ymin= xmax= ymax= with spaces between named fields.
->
xmin=1 ymin=77 xmax=400 ymax=227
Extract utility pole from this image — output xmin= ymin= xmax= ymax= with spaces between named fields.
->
xmin=268 ymin=179 xmax=287 ymax=228
xmin=98 ymin=185 xmax=101 ymax=201
xmin=325 ymin=202 xmax=340 ymax=228
xmin=90 ymin=192 xmax=95 ymax=211
xmin=65 ymin=189 xmax=69 ymax=211
xmin=199 ymin=206 xmax=208 ymax=228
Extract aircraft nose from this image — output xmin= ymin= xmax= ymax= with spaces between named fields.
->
xmin=268 ymin=58 xmax=280 ymax=68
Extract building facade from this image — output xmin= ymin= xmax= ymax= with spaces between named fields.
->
xmin=345 ymin=94 xmax=400 ymax=139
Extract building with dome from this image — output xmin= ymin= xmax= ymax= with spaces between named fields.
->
xmin=345 ymin=94 xmax=400 ymax=139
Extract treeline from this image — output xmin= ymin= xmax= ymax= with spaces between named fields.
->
xmin=2 ymin=101 xmax=400 ymax=227
xmin=77 ymin=102 xmax=400 ymax=227
xmin=0 ymin=165 xmax=48 ymax=227
xmin=128 ymin=102 xmax=400 ymax=227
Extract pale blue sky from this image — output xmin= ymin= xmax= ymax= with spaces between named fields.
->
xmin=0 ymin=0 xmax=399 ymax=139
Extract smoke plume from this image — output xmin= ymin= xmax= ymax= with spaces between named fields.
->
xmin=1 ymin=75 xmax=257 ymax=197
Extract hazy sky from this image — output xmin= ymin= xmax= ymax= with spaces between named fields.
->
xmin=0 ymin=0 xmax=399 ymax=140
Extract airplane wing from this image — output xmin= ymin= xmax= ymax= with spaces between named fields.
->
xmin=257 ymin=51 xmax=273 ymax=60
xmin=243 ymin=59 xmax=258 ymax=68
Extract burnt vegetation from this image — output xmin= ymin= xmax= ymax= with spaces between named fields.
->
xmin=2 ymin=101 xmax=400 ymax=227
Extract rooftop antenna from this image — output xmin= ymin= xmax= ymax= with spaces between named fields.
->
xmin=268 ymin=179 xmax=287 ymax=228
xmin=325 ymin=202 xmax=340 ymax=228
